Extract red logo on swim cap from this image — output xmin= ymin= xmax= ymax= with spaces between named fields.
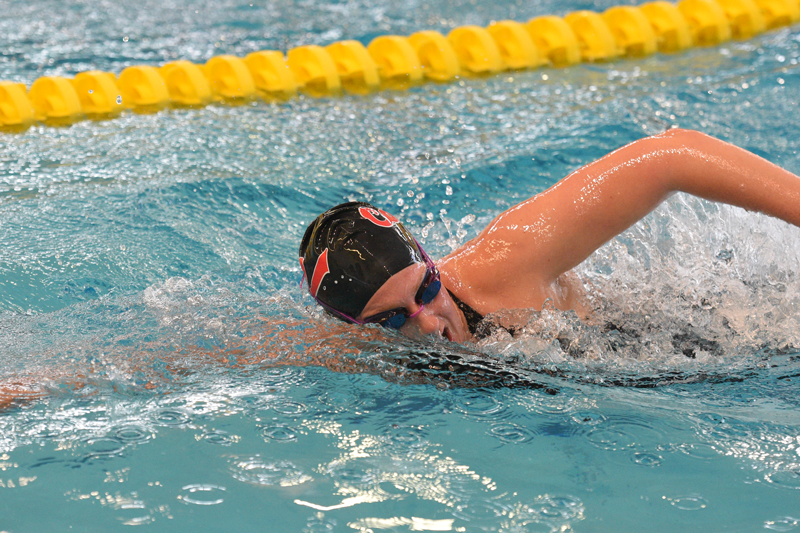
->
xmin=359 ymin=207 xmax=398 ymax=227
xmin=308 ymin=248 xmax=330 ymax=298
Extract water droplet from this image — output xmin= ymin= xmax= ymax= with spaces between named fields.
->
xmin=261 ymin=424 xmax=297 ymax=442
xmin=668 ymin=494 xmax=708 ymax=511
xmin=489 ymin=423 xmax=536 ymax=444
xmin=114 ymin=426 xmax=150 ymax=444
xmin=153 ymin=409 xmax=191 ymax=426
xmin=765 ymin=516 xmax=799 ymax=532
xmin=232 ymin=458 xmax=312 ymax=487
xmin=116 ymin=95 xmax=122 ymax=105
xmin=178 ymin=484 xmax=226 ymax=506
xmin=631 ymin=452 xmax=662 ymax=467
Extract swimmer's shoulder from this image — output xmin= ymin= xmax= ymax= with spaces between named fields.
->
xmin=439 ymin=245 xmax=591 ymax=319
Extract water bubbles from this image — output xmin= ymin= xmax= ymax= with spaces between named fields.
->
xmin=452 ymin=500 xmax=508 ymax=521
xmin=765 ymin=468 xmax=800 ymax=490
xmin=231 ymin=457 xmax=312 ymax=487
xmin=679 ymin=442 xmax=720 ymax=461
xmin=489 ymin=422 xmax=536 ymax=444
xmin=453 ymin=390 xmax=507 ymax=419
xmin=585 ymin=427 xmax=637 ymax=451
xmin=80 ymin=436 xmax=127 ymax=461
xmin=765 ymin=516 xmax=800 ymax=532
xmin=385 ymin=424 xmax=428 ymax=447
xmin=317 ymin=390 xmax=359 ymax=410
xmin=153 ymin=409 xmax=191 ymax=427
xmin=269 ymin=399 xmax=307 ymax=415
xmin=177 ymin=484 xmax=226 ymax=506
xmin=664 ymin=494 xmax=708 ymax=511
xmin=113 ymin=425 xmax=151 ymax=444
xmin=570 ymin=411 xmax=606 ymax=426
xmin=201 ymin=429 xmax=238 ymax=446
xmin=260 ymin=424 xmax=298 ymax=442
xmin=631 ymin=452 xmax=663 ymax=467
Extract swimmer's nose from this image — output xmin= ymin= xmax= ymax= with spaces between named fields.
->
xmin=406 ymin=305 xmax=441 ymax=337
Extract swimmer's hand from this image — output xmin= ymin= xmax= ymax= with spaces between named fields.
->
xmin=0 ymin=375 xmax=51 ymax=411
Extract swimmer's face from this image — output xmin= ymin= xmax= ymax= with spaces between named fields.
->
xmin=358 ymin=262 xmax=473 ymax=343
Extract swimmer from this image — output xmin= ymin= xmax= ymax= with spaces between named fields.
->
xmin=300 ymin=129 xmax=800 ymax=343
xmin=3 ymin=128 xmax=800 ymax=409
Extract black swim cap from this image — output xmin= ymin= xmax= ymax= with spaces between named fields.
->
xmin=299 ymin=202 xmax=424 ymax=320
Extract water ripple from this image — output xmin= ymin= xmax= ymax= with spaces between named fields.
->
xmin=666 ymin=494 xmax=708 ymax=511
xmin=177 ymin=484 xmax=226 ymax=506
xmin=152 ymin=409 xmax=191 ymax=427
xmin=678 ymin=442 xmax=721 ymax=461
xmin=260 ymin=424 xmax=298 ymax=442
xmin=452 ymin=390 xmax=508 ymax=420
xmin=765 ymin=516 xmax=800 ymax=532
xmin=113 ymin=425 xmax=152 ymax=444
xmin=489 ymin=422 xmax=537 ymax=444
xmin=231 ymin=457 xmax=313 ymax=487
xmin=80 ymin=436 xmax=126 ymax=461
xmin=765 ymin=468 xmax=800 ymax=490
xmin=631 ymin=452 xmax=663 ymax=467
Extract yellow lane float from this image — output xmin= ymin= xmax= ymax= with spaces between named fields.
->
xmin=29 ymin=76 xmax=83 ymax=124
xmin=71 ymin=71 xmax=123 ymax=118
xmin=204 ymin=55 xmax=256 ymax=102
xmin=564 ymin=11 xmax=621 ymax=62
xmin=487 ymin=20 xmax=546 ymax=70
xmin=244 ymin=51 xmax=298 ymax=100
xmin=325 ymin=40 xmax=380 ymax=94
xmin=753 ymin=0 xmax=800 ymax=29
xmin=160 ymin=61 xmax=212 ymax=107
xmin=117 ymin=66 xmax=170 ymax=112
xmin=367 ymin=36 xmax=422 ymax=89
xmin=0 ymin=82 xmax=34 ymax=130
xmin=447 ymin=25 xmax=504 ymax=75
xmin=678 ymin=0 xmax=733 ymax=45
xmin=408 ymin=31 xmax=461 ymax=82
xmin=3 ymin=0 xmax=799 ymax=133
xmin=287 ymin=45 xmax=341 ymax=97
xmin=639 ymin=1 xmax=694 ymax=52
xmin=525 ymin=16 xmax=581 ymax=66
xmin=603 ymin=6 xmax=659 ymax=57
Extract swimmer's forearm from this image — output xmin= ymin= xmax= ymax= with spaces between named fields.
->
xmin=477 ymin=129 xmax=800 ymax=283
xmin=663 ymin=130 xmax=800 ymax=227
xmin=0 ymin=378 xmax=48 ymax=410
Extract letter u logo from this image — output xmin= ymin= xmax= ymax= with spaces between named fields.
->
xmin=359 ymin=207 xmax=398 ymax=227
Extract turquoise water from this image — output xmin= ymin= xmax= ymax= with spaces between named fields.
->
xmin=2 ymin=1 xmax=800 ymax=531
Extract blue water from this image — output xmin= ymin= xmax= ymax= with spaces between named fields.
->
xmin=2 ymin=1 xmax=800 ymax=531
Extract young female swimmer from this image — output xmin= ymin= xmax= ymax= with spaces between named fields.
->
xmin=4 ymin=128 xmax=800 ymax=408
xmin=299 ymin=129 xmax=800 ymax=344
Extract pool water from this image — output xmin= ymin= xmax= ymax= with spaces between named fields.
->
xmin=2 ymin=0 xmax=800 ymax=531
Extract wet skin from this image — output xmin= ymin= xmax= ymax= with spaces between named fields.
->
xmin=357 ymin=262 xmax=473 ymax=343
xmin=358 ymin=129 xmax=800 ymax=344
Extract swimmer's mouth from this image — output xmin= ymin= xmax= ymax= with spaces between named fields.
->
xmin=443 ymin=327 xmax=453 ymax=343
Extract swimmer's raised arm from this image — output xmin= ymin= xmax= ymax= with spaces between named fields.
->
xmin=440 ymin=129 xmax=800 ymax=315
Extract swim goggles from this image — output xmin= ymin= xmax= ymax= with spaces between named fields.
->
xmin=309 ymin=245 xmax=442 ymax=330
xmin=361 ymin=262 xmax=441 ymax=329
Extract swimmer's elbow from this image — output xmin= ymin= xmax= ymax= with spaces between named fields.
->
xmin=653 ymin=128 xmax=704 ymax=140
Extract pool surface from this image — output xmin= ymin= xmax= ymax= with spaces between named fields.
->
xmin=2 ymin=0 xmax=800 ymax=531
